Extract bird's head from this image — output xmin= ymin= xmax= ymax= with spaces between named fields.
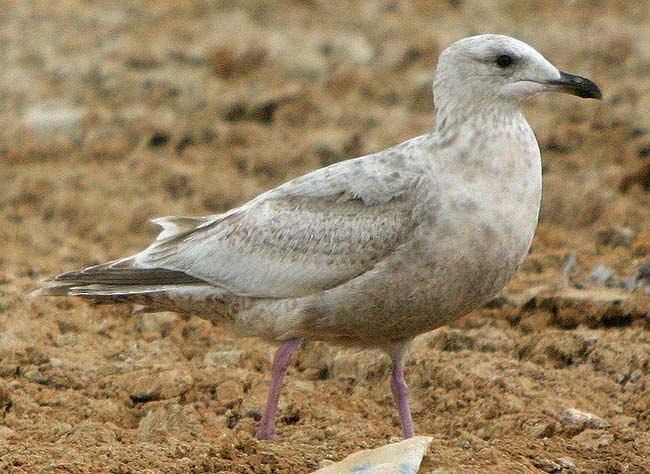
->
xmin=433 ymin=34 xmax=601 ymax=120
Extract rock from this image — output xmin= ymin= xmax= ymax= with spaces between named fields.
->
xmin=556 ymin=457 xmax=576 ymax=470
xmin=573 ymin=429 xmax=614 ymax=449
xmin=129 ymin=369 xmax=193 ymax=403
xmin=589 ymin=265 xmax=615 ymax=286
xmin=49 ymin=358 xmax=65 ymax=369
xmin=314 ymin=436 xmax=433 ymax=474
xmin=203 ymin=350 xmax=246 ymax=367
xmin=560 ymin=408 xmax=607 ymax=434
xmin=22 ymin=103 xmax=87 ymax=134
xmin=534 ymin=458 xmax=561 ymax=473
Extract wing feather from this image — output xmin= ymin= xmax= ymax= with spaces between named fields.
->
xmin=134 ymin=138 xmax=429 ymax=298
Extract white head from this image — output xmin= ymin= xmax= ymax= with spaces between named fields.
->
xmin=433 ymin=35 xmax=601 ymax=127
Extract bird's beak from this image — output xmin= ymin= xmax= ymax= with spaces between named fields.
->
xmin=546 ymin=71 xmax=602 ymax=99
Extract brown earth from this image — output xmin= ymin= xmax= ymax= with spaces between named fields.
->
xmin=1 ymin=1 xmax=650 ymax=472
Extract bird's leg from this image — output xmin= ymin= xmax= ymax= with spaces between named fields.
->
xmin=256 ymin=338 xmax=302 ymax=441
xmin=390 ymin=340 xmax=415 ymax=438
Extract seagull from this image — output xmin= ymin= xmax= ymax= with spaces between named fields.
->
xmin=40 ymin=34 xmax=601 ymax=441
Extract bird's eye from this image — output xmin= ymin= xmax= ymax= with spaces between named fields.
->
xmin=495 ymin=54 xmax=514 ymax=68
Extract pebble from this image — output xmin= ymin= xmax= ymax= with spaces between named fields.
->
xmin=560 ymin=408 xmax=607 ymax=433
xmin=49 ymin=358 xmax=65 ymax=368
xmin=203 ymin=350 xmax=246 ymax=367
xmin=589 ymin=265 xmax=615 ymax=286
xmin=556 ymin=457 xmax=577 ymax=470
xmin=535 ymin=458 xmax=561 ymax=473
xmin=22 ymin=103 xmax=87 ymax=133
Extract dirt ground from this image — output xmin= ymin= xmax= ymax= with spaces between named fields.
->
xmin=1 ymin=1 xmax=649 ymax=472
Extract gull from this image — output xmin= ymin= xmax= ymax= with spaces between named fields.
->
xmin=40 ymin=35 xmax=601 ymax=441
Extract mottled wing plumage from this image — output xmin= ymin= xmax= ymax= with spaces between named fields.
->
xmin=135 ymin=145 xmax=427 ymax=298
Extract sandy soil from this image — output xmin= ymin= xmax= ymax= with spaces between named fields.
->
xmin=1 ymin=1 xmax=649 ymax=472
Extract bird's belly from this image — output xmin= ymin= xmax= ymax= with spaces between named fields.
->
xmin=297 ymin=178 xmax=541 ymax=346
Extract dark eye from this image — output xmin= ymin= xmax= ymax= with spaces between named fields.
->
xmin=495 ymin=54 xmax=514 ymax=68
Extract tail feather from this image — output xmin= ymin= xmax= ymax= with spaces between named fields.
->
xmin=39 ymin=258 xmax=209 ymax=300
xmin=52 ymin=265 xmax=205 ymax=286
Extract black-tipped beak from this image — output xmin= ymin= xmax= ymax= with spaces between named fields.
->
xmin=548 ymin=71 xmax=602 ymax=100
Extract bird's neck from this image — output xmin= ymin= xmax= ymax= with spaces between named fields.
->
xmin=433 ymin=99 xmax=524 ymax=138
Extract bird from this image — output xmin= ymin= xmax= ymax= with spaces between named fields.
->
xmin=39 ymin=34 xmax=602 ymax=441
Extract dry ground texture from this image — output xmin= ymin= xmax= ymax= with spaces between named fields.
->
xmin=1 ymin=1 xmax=649 ymax=472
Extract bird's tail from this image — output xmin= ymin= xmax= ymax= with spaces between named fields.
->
xmin=34 ymin=258 xmax=208 ymax=306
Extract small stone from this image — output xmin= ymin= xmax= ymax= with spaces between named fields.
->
xmin=589 ymin=265 xmax=615 ymax=285
xmin=556 ymin=457 xmax=576 ymax=470
xmin=22 ymin=103 xmax=87 ymax=133
xmin=535 ymin=458 xmax=561 ymax=473
xmin=49 ymin=358 xmax=65 ymax=368
xmin=560 ymin=408 xmax=607 ymax=434
xmin=203 ymin=350 xmax=246 ymax=367
xmin=313 ymin=436 xmax=433 ymax=474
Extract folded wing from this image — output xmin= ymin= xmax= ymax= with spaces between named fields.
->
xmin=134 ymin=153 xmax=424 ymax=298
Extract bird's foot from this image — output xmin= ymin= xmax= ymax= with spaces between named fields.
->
xmin=256 ymin=428 xmax=279 ymax=441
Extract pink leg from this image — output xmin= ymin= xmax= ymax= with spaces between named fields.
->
xmin=390 ymin=341 xmax=415 ymax=438
xmin=256 ymin=338 xmax=301 ymax=440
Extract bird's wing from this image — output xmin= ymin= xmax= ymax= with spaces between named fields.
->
xmin=134 ymin=145 xmax=427 ymax=298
